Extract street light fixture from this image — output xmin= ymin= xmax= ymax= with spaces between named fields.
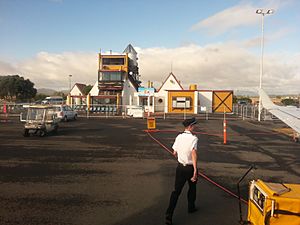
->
xmin=256 ymin=8 xmax=274 ymax=121
xmin=69 ymin=74 xmax=72 ymax=93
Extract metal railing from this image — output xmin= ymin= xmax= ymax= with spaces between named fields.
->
xmin=0 ymin=102 xmax=278 ymax=121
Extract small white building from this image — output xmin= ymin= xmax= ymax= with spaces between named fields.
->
xmin=70 ymin=83 xmax=87 ymax=105
xmin=89 ymin=81 xmax=99 ymax=97
xmin=154 ymin=72 xmax=183 ymax=113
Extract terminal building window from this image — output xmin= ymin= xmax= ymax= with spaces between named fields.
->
xmin=102 ymin=58 xmax=125 ymax=65
xmin=172 ymin=97 xmax=191 ymax=109
xmin=100 ymin=72 xmax=122 ymax=81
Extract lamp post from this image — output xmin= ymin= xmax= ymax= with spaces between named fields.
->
xmin=256 ymin=8 xmax=274 ymax=121
xmin=69 ymin=74 xmax=72 ymax=93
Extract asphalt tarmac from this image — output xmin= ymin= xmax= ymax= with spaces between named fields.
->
xmin=0 ymin=116 xmax=299 ymax=225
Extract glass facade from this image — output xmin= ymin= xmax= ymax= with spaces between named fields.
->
xmin=100 ymin=71 xmax=122 ymax=81
xmin=102 ymin=58 xmax=125 ymax=65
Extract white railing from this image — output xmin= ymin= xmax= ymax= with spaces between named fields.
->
xmin=0 ymin=102 xmax=278 ymax=121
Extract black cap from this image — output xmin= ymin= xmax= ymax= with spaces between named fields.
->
xmin=182 ymin=117 xmax=197 ymax=127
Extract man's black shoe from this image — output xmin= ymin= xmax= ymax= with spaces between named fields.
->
xmin=165 ymin=214 xmax=172 ymax=225
xmin=188 ymin=207 xmax=198 ymax=213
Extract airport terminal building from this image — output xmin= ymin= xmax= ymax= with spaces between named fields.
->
xmin=68 ymin=44 xmax=233 ymax=116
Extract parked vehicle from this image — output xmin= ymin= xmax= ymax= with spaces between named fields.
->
xmin=42 ymin=96 xmax=64 ymax=105
xmin=54 ymin=105 xmax=78 ymax=121
xmin=23 ymin=105 xmax=59 ymax=137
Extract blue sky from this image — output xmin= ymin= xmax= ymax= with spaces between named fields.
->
xmin=0 ymin=0 xmax=239 ymax=58
xmin=0 ymin=0 xmax=300 ymax=94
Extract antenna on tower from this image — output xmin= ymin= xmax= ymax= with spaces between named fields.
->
xmin=171 ymin=61 xmax=173 ymax=73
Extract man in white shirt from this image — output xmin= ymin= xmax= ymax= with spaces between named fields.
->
xmin=165 ymin=117 xmax=198 ymax=225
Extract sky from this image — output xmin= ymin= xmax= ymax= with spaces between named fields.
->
xmin=0 ymin=0 xmax=300 ymax=95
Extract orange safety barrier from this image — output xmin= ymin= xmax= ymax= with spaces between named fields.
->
xmin=3 ymin=101 xmax=7 ymax=114
xmin=223 ymin=119 xmax=227 ymax=144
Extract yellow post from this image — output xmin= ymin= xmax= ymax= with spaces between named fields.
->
xmin=87 ymin=94 xmax=91 ymax=110
xmin=116 ymin=93 xmax=119 ymax=107
xmin=66 ymin=94 xmax=71 ymax=106
xmin=70 ymin=95 xmax=73 ymax=107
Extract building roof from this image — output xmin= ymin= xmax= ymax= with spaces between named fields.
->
xmin=123 ymin=44 xmax=137 ymax=54
xmin=157 ymin=72 xmax=184 ymax=93
xmin=73 ymin=83 xmax=86 ymax=94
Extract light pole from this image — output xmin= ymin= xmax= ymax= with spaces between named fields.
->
xmin=256 ymin=8 xmax=274 ymax=121
xmin=68 ymin=74 xmax=72 ymax=93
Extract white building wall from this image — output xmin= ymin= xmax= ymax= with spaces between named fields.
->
xmin=198 ymin=91 xmax=213 ymax=113
xmin=70 ymin=85 xmax=85 ymax=105
xmin=70 ymin=85 xmax=83 ymax=96
xmin=194 ymin=91 xmax=198 ymax=114
xmin=122 ymin=78 xmax=138 ymax=106
xmin=155 ymin=74 xmax=183 ymax=113
xmin=157 ymin=75 xmax=183 ymax=95
xmin=89 ymin=81 xmax=99 ymax=96
xmin=154 ymin=93 xmax=165 ymax=112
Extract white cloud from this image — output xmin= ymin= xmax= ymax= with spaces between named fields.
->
xmin=190 ymin=0 xmax=292 ymax=36
xmin=138 ymin=44 xmax=300 ymax=94
xmin=190 ymin=3 xmax=259 ymax=36
xmin=0 ymin=44 xmax=299 ymax=94
xmin=0 ymin=52 xmax=98 ymax=90
xmin=0 ymin=61 xmax=19 ymax=74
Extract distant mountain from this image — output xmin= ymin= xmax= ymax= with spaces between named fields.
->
xmin=37 ymin=88 xmax=69 ymax=95
xmin=37 ymin=88 xmax=56 ymax=95
xmin=234 ymin=90 xmax=257 ymax=97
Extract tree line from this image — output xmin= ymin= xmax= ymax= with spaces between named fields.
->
xmin=0 ymin=75 xmax=37 ymax=101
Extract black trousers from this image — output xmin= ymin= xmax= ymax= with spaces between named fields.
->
xmin=166 ymin=163 xmax=197 ymax=216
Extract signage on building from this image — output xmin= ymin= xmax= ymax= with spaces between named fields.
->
xmin=138 ymin=87 xmax=155 ymax=96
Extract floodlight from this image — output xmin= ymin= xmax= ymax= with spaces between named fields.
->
xmin=256 ymin=9 xmax=263 ymax=14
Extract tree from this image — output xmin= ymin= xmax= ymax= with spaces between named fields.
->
xmin=0 ymin=75 xmax=37 ymax=101
xmin=233 ymin=95 xmax=237 ymax=104
xmin=34 ymin=93 xmax=48 ymax=101
xmin=83 ymin=85 xmax=93 ymax=95
xmin=281 ymin=98 xmax=297 ymax=106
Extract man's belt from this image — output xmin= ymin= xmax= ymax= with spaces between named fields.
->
xmin=178 ymin=162 xmax=193 ymax=167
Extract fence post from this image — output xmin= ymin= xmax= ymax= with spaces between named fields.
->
xmin=242 ymin=106 xmax=245 ymax=120
xmin=223 ymin=110 xmax=227 ymax=145
xmin=124 ymin=105 xmax=127 ymax=119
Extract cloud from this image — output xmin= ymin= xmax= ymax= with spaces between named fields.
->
xmin=0 ymin=61 xmax=19 ymax=74
xmin=138 ymin=44 xmax=300 ymax=94
xmin=190 ymin=0 xmax=292 ymax=36
xmin=190 ymin=3 xmax=259 ymax=36
xmin=0 ymin=52 xmax=98 ymax=90
xmin=0 ymin=44 xmax=299 ymax=94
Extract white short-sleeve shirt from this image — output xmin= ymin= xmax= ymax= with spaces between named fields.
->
xmin=172 ymin=131 xmax=198 ymax=165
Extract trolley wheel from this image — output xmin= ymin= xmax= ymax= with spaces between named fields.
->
xmin=39 ymin=129 xmax=46 ymax=137
xmin=53 ymin=126 xmax=58 ymax=134
xmin=23 ymin=129 xmax=29 ymax=137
